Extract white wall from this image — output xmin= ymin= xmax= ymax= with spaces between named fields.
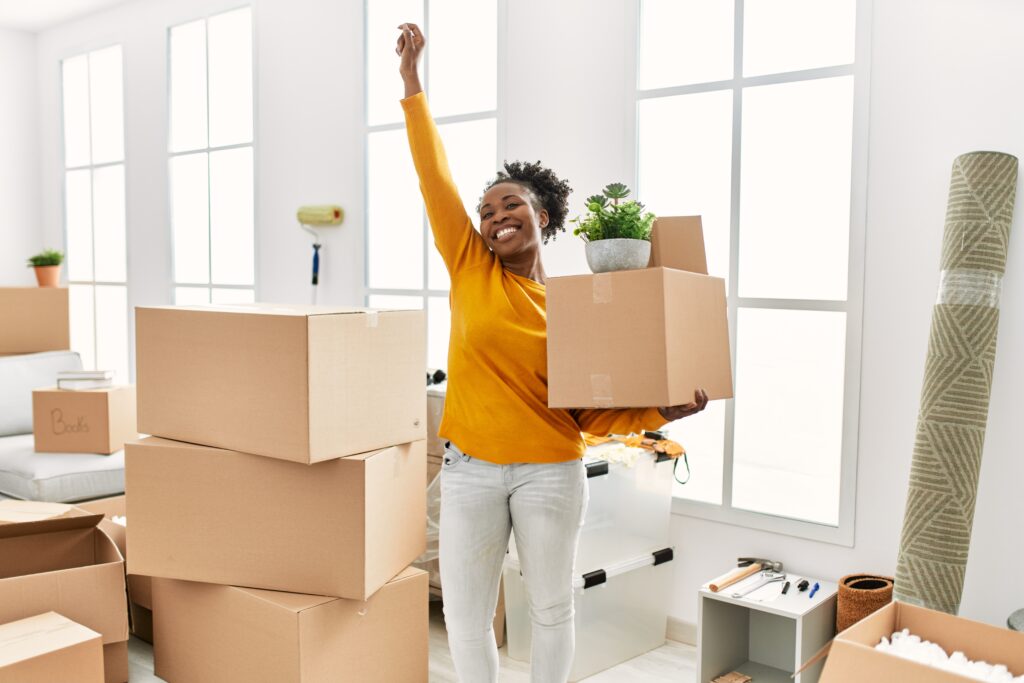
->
xmin=666 ymin=0 xmax=1024 ymax=631
xmin=35 ymin=0 xmax=365 ymax=321
xmin=0 ymin=28 xmax=40 ymax=284
xmin=30 ymin=0 xmax=1024 ymax=630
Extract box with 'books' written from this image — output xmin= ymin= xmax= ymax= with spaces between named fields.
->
xmin=32 ymin=386 xmax=137 ymax=454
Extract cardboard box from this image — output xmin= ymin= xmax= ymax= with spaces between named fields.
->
xmin=75 ymin=496 xmax=151 ymax=645
xmin=426 ymin=384 xmax=446 ymax=457
xmin=0 ymin=612 xmax=104 ymax=683
xmin=102 ymin=641 xmax=127 ymax=683
xmin=648 ymin=216 xmax=709 ymax=274
xmin=0 ymin=506 xmax=129 ymax=649
xmin=135 ymin=304 xmax=426 ymax=464
xmin=153 ymin=568 xmax=428 ymax=683
xmin=75 ymin=495 xmax=127 ymax=558
xmin=32 ymin=386 xmax=137 ymax=454
xmin=820 ymin=601 xmax=1024 ymax=682
xmin=546 ymin=266 xmax=733 ymax=408
xmin=427 ymin=454 xmax=443 ymax=483
xmin=126 ymin=436 xmax=426 ymax=599
xmin=0 ymin=287 xmax=70 ymax=354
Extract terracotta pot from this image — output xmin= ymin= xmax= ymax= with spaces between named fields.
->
xmin=33 ymin=265 xmax=61 ymax=287
xmin=584 ymin=238 xmax=651 ymax=273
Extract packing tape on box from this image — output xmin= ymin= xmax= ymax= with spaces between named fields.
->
xmin=590 ymin=374 xmax=614 ymax=407
xmin=592 ymin=273 xmax=613 ymax=304
xmin=936 ymin=268 xmax=1002 ymax=307
xmin=365 ymin=310 xmax=379 ymax=327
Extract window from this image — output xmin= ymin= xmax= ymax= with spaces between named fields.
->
xmin=364 ymin=0 xmax=499 ymax=371
xmin=637 ymin=0 xmax=868 ymax=543
xmin=169 ymin=7 xmax=256 ymax=305
xmin=61 ymin=45 xmax=131 ymax=383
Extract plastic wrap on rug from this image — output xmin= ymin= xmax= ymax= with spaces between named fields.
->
xmin=894 ymin=151 xmax=1017 ymax=614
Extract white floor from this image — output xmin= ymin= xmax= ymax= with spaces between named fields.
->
xmin=128 ymin=602 xmax=697 ymax=682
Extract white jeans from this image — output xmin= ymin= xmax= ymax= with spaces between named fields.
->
xmin=439 ymin=443 xmax=588 ymax=683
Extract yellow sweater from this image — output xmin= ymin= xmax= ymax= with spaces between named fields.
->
xmin=402 ymin=92 xmax=665 ymax=464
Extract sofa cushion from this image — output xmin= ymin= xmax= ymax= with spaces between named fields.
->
xmin=0 ymin=433 xmax=124 ymax=502
xmin=0 ymin=351 xmax=83 ymax=437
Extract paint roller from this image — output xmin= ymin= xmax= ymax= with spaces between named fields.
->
xmin=297 ymin=205 xmax=343 ymax=303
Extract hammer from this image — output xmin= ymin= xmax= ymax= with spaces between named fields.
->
xmin=708 ymin=557 xmax=785 ymax=593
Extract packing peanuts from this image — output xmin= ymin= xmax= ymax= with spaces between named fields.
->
xmin=0 ymin=287 xmax=70 ymax=354
xmin=126 ymin=436 xmax=426 ymax=600
xmin=32 ymin=386 xmax=137 ymax=454
xmin=820 ymin=601 xmax=1024 ymax=682
xmin=546 ymin=217 xmax=733 ymax=409
xmin=135 ymin=304 xmax=426 ymax=464
xmin=0 ymin=503 xmax=129 ymax=683
xmin=0 ymin=612 xmax=103 ymax=683
xmin=153 ymin=568 xmax=429 ymax=683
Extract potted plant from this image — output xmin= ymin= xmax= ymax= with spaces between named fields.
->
xmin=572 ymin=183 xmax=656 ymax=273
xmin=26 ymin=249 xmax=64 ymax=287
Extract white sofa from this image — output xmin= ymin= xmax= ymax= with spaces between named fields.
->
xmin=0 ymin=351 xmax=125 ymax=502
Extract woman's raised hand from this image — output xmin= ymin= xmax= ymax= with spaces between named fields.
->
xmin=396 ymin=23 xmax=425 ymax=80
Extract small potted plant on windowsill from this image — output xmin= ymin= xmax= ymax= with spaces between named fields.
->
xmin=26 ymin=249 xmax=64 ymax=287
xmin=572 ymin=183 xmax=656 ymax=273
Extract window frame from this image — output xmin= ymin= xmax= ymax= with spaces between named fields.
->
xmin=59 ymin=44 xmax=132 ymax=382
xmin=362 ymin=0 xmax=506 ymax=371
xmin=634 ymin=0 xmax=873 ymax=546
xmin=167 ymin=4 xmax=259 ymax=306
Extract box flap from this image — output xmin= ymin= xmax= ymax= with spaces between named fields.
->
xmin=239 ymin=587 xmax=338 ymax=613
xmin=0 ymin=506 xmax=103 ymax=540
xmin=649 ymin=216 xmax=708 ymax=274
xmin=0 ymin=501 xmax=74 ymax=525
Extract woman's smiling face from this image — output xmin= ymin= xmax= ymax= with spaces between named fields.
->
xmin=478 ymin=182 xmax=549 ymax=260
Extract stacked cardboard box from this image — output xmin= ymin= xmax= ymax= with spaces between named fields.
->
xmin=546 ymin=216 xmax=734 ymax=408
xmin=0 ymin=287 xmax=70 ymax=355
xmin=127 ymin=304 xmax=430 ymax=682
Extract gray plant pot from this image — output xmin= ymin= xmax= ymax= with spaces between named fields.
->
xmin=584 ymin=238 xmax=652 ymax=274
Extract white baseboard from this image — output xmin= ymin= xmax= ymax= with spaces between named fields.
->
xmin=667 ymin=616 xmax=697 ymax=645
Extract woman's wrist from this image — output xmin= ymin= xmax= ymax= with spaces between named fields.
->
xmin=402 ymin=74 xmax=423 ymax=98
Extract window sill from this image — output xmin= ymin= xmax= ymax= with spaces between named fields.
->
xmin=671 ymin=496 xmax=855 ymax=547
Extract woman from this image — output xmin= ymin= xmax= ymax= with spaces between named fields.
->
xmin=395 ymin=23 xmax=708 ymax=683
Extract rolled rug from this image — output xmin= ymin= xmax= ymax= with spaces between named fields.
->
xmin=837 ymin=574 xmax=893 ymax=632
xmin=894 ymin=151 xmax=1018 ymax=615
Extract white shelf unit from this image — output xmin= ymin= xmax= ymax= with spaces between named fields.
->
xmin=697 ymin=577 xmax=838 ymax=683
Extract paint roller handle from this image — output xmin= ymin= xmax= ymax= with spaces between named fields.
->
xmin=708 ymin=563 xmax=762 ymax=593
xmin=312 ymin=244 xmax=321 ymax=285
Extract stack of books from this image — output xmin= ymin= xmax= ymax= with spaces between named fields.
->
xmin=57 ymin=370 xmax=114 ymax=391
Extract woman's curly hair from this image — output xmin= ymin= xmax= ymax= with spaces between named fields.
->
xmin=480 ymin=161 xmax=572 ymax=243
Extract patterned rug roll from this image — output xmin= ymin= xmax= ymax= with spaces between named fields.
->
xmin=837 ymin=574 xmax=893 ymax=632
xmin=894 ymin=151 xmax=1018 ymax=615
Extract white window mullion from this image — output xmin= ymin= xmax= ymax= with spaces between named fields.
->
xmin=722 ymin=0 xmax=745 ymax=510
xmin=639 ymin=0 xmax=865 ymax=544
